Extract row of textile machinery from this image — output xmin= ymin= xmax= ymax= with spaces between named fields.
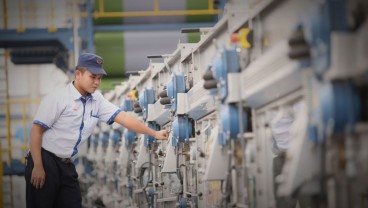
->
xmin=78 ymin=0 xmax=368 ymax=207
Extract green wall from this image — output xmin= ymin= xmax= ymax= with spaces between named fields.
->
xmin=99 ymin=77 xmax=125 ymax=91
xmin=93 ymin=0 xmax=124 ymax=25
xmin=186 ymin=0 xmax=213 ymax=22
xmin=94 ymin=32 xmax=125 ymax=77
xmin=94 ymin=32 xmax=125 ymax=90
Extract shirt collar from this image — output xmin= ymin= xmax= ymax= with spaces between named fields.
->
xmin=69 ymin=82 xmax=95 ymax=101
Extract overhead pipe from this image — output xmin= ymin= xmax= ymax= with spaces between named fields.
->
xmin=93 ymin=10 xmax=220 ymax=18
xmin=93 ymin=0 xmax=220 ymax=18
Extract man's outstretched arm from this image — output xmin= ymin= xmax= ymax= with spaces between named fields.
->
xmin=114 ymin=111 xmax=168 ymax=140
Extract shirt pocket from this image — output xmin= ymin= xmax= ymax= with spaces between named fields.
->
xmin=83 ymin=117 xmax=99 ymax=137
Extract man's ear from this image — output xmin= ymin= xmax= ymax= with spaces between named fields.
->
xmin=75 ymin=70 xmax=81 ymax=80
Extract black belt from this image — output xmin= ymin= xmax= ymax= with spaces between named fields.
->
xmin=59 ymin=158 xmax=72 ymax=164
xmin=42 ymin=148 xmax=72 ymax=164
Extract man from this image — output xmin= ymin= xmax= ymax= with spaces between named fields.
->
xmin=271 ymin=102 xmax=312 ymax=208
xmin=271 ymin=107 xmax=296 ymax=208
xmin=25 ymin=53 xmax=168 ymax=208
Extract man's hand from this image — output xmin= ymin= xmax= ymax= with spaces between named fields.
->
xmin=29 ymin=124 xmax=46 ymax=189
xmin=154 ymin=129 xmax=169 ymax=140
xmin=114 ymin=112 xmax=169 ymax=140
xmin=31 ymin=165 xmax=46 ymax=189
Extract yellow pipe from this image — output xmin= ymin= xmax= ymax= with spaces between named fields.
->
xmin=93 ymin=9 xmax=221 ymax=18
xmin=0 ymin=9 xmax=221 ymax=19
xmin=48 ymin=0 xmax=57 ymax=32
xmin=17 ymin=0 xmax=25 ymax=32
xmin=153 ymin=0 xmax=159 ymax=13
xmin=2 ymin=0 xmax=8 ymax=28
xmin=98 ymin=0 xmax=105 ymax=13
xmin=208 ymin=0 xmax=214 ymax=10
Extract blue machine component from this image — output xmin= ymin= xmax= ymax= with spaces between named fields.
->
xmin=172 ymin=116 xmax=192 ymax=147
xmin=319 ymin=82 xmax=360 ymax=134
xmin=307 ymin=125 xmax=319 ymax=144
xmin=74 ymin=158 xmax=80 ymax=166
xmin=219 ymin=104 xmax=248 ymax=145
xmin=300 ymin=0 xmax=348 ymax=75
xmin=109 ymin=130 xmax=121 ymax=147
xmin=144 ymin=122 xmax=160 ymax=147
xmin=90 ymin=134 xmax=98 ymax=149
xmin=99 ymin=132 xmax=109 ymax=148
xmin=138 ymin=88 xmax=156 ymax=121
xmin=83 ymin=158 xmax=94 ymax=176
xmin=124 ymin=130 xmax=137 ymax=147
xmin=120 ymin=98 xmax=134 ymax=112
xmin=148 ymin=187 xmax=155 ymax=208
xmin=211 ymin=47 xmax=240 ymax=101
xmin=179 ymin=198 xmax=188 ymax=208
xmin=308 ymin=79 xmax=360 ymax=143
xmin=166 ymin=72 xmax=186 ymax=112
xmin=128 ymin=180 xmax=134 ymax=198
xmin=79 ymin=158 xmax=94 ymax=177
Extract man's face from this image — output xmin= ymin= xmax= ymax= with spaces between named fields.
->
xmin=76 ymin=69 xmax=103 ymax=94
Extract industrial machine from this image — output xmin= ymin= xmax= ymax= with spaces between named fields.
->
xmin=81 ymin=0 xmax=368 ymax=207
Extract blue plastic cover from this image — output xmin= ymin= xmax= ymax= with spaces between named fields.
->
xmin=211 ymin=48 xmax=240 ymax=101
xmin=138 ymin=88 xmax=156 ymax=120
xmin=120 ymin=98 xmax=134 ymax=112
xmin=109 ymin=130 xmax=121 ymax=147
xmin=172 ymin=116 xmax=192 ymax=146
xmin=319 ymin=82 xmax=360 ymax=135
xmin=99 ymin=132 xmax=109 ymax=148
xmin=167 ymin=73 xmax=186 ymax=112
xmin=124 ymin=130 xmax=137 ymax=147
xmin=300 ymin=0 xmax=348 ymax=75
xmin=219 ymin=104 xmax=247 ymax=145
xmin=144 ymin=122 xmax=160 ymax=147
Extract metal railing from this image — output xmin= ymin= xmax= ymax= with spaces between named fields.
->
xmin=0 ymin=97 xmax=40 ymax=208
xmin=4 ymin=99 xmax=40 ymax=164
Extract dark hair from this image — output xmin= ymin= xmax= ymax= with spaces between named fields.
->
xmin=74 ymin=66 xmax=88 ymax=79
xmin=76 ymin=66 xmax=88 ymax=73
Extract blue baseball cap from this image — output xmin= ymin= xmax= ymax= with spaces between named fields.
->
xmin=77 ymin=53 xmax=107 ymax=75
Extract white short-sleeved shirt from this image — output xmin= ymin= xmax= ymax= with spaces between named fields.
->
xmin=270 ymin=101 xmax=306 ymax=155
xmin=33 ymin=82 xmax=121 ymax=158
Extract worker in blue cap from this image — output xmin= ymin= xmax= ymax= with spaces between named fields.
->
xmin=25 ymin=53 xmax=169 ymax=208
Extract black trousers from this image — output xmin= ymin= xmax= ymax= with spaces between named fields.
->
xmin=25 ymin=148 xmax=82 ymax=208
xmin=273 ymin=154 xmax=313 ymax=208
